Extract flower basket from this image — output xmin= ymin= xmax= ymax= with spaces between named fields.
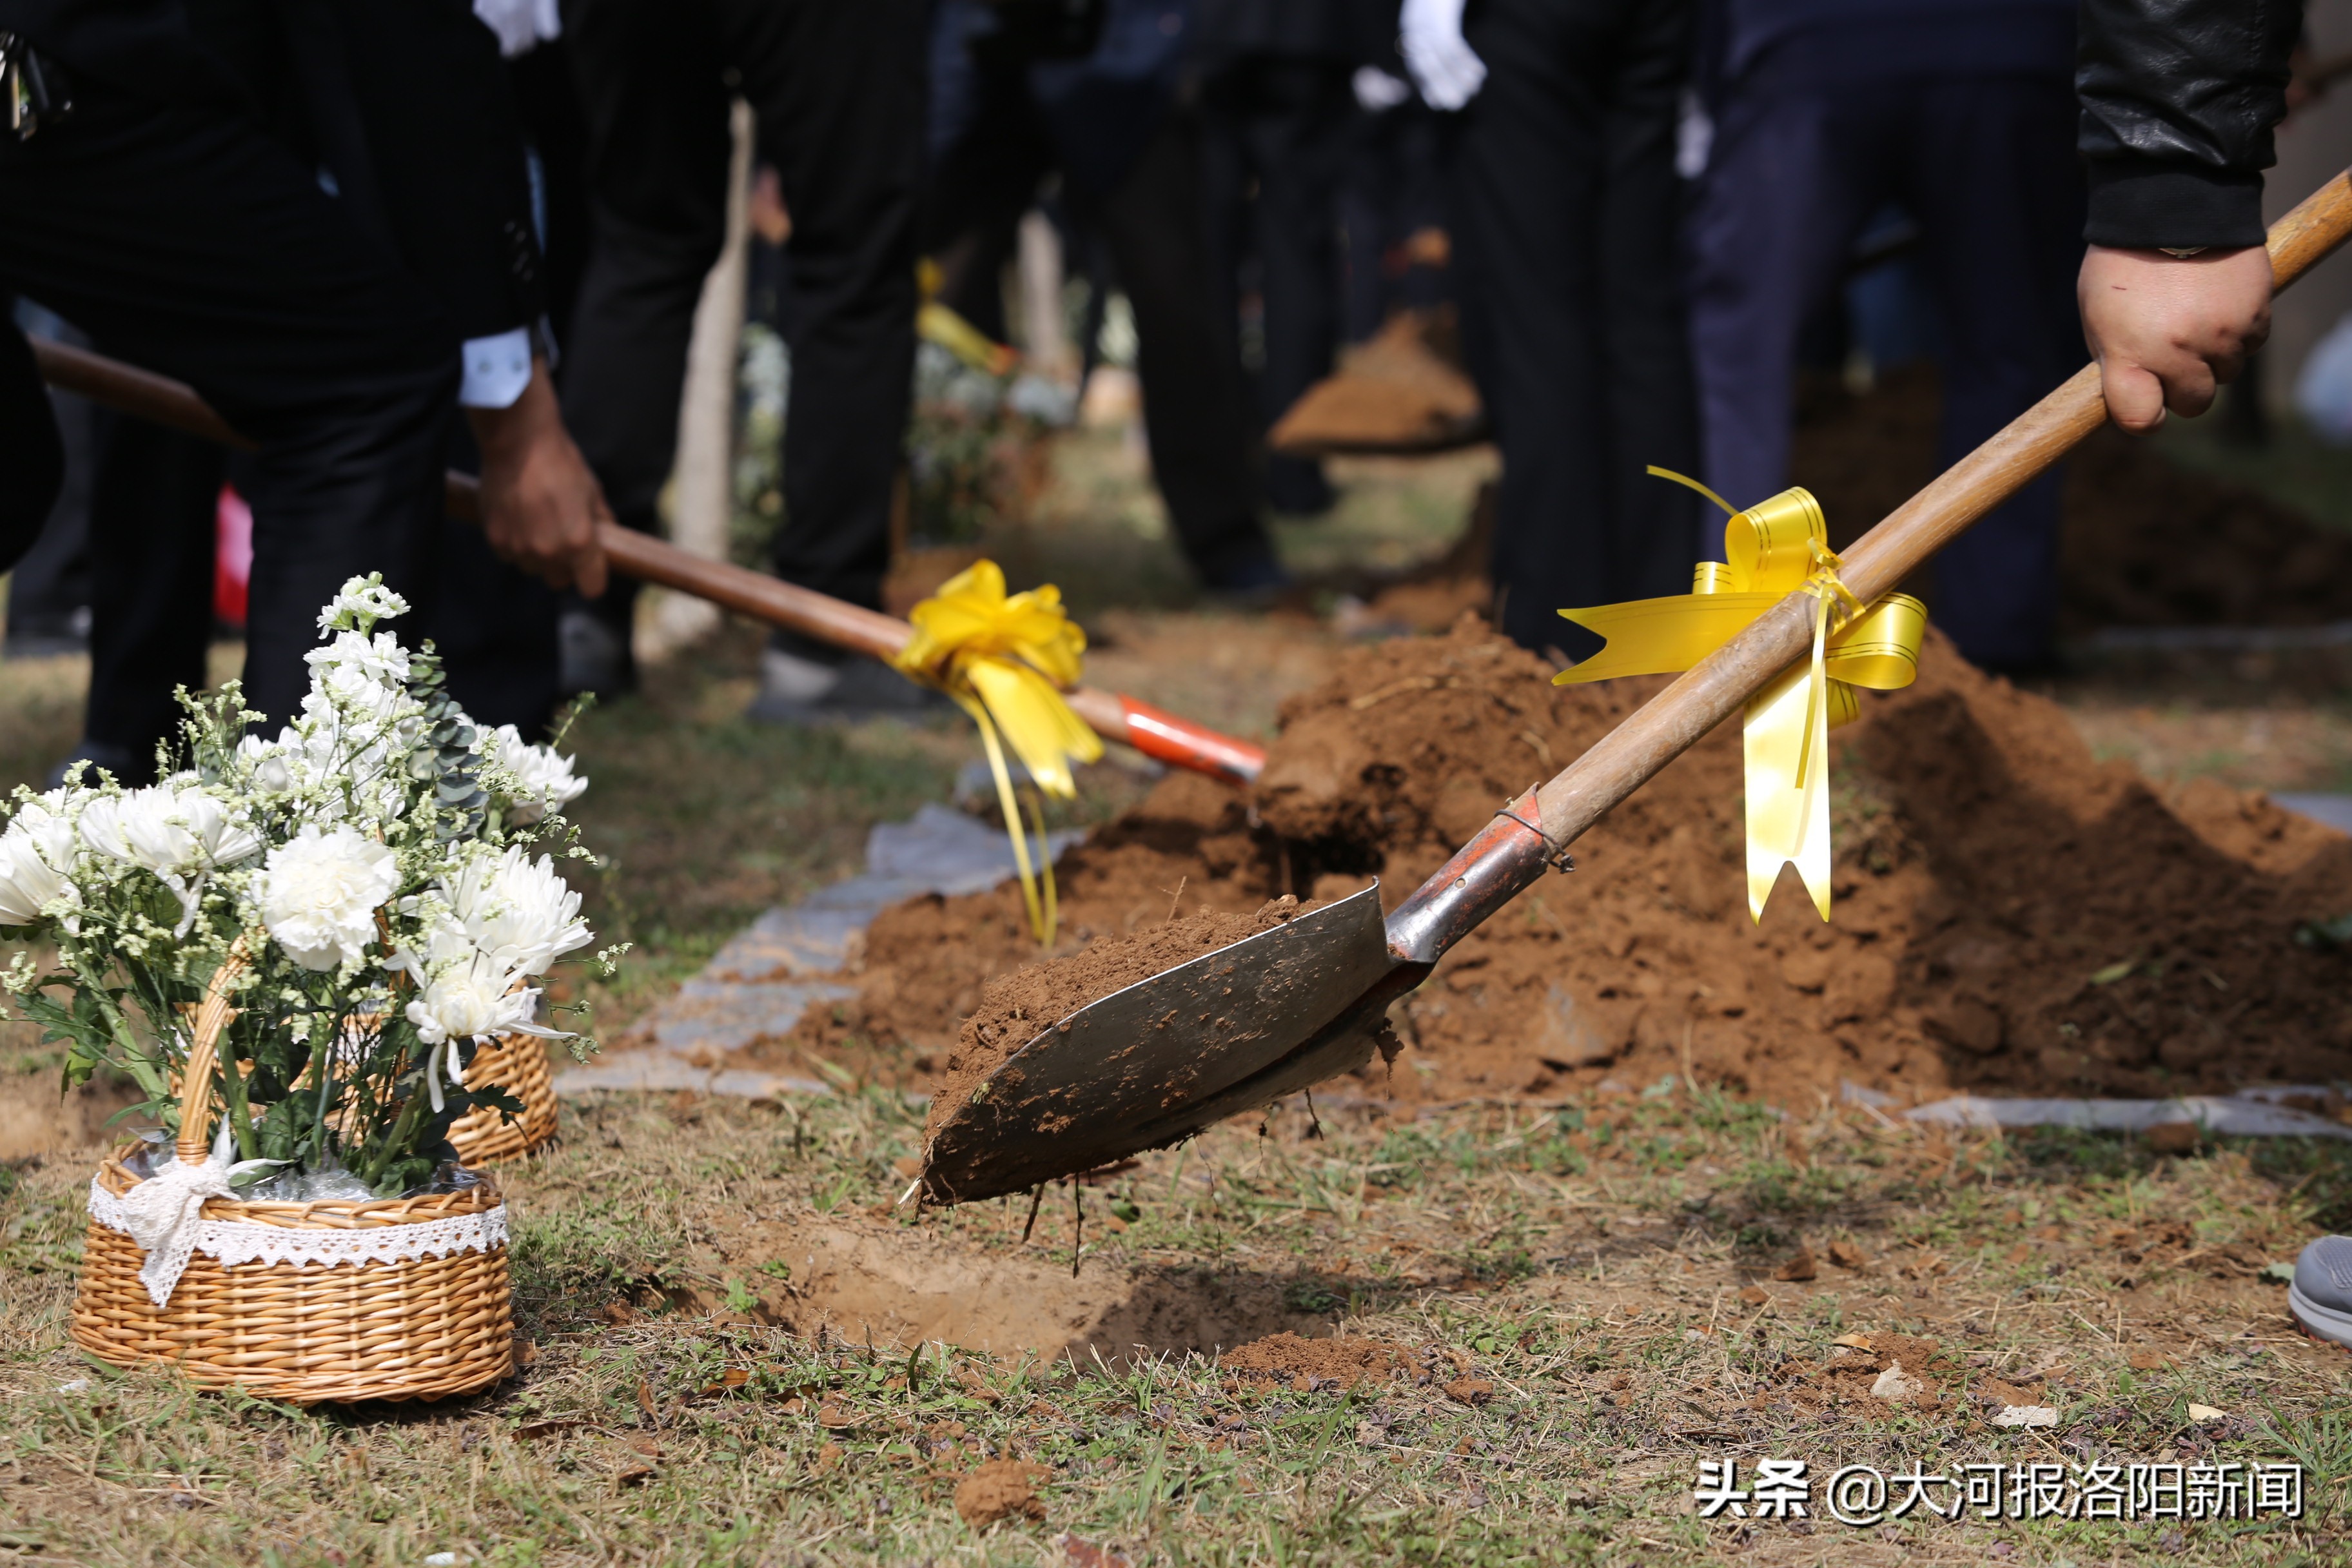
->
xmin=446 ymin=1031 xmax=556 ymax=1165
xmin=71 ymin=959 xmax=516 ymax=1404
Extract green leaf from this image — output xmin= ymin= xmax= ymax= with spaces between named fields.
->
xmin=2262 ymin=1261 xmax=2298 ymax=1283
xmin=2089 ymin=959 xmax=2137 ymax=986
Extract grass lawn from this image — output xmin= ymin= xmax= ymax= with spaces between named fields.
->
xmin=3 ymin=1083 xmax=2348 ymax=1564
xmin=3 ymin=415 xmax=2351 ymax=1565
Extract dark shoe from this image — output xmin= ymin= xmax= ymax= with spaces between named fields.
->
xmin=1264 ymin=457 xmax=1337 ymax=518
xmin=4 ymin=607 xmax=90 ymax=659
xmin=48 ymin=736 xmax=146 ymax=789
xmin=558 ymin=605 xmax=636 ymax=700
xmin=747 ymin=646 xmax=946 ymax=725
xmin=2291 ymin=1235 xmax=2352 ymax=1350
xmin=1195 ymin=539 xmax=1292 ymax=607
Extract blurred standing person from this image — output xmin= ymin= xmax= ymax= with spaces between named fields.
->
xmin=556 ymin=0 xmax=927 ymax=710
xmin=1683 ymin=0 xmax=2084 ymax=676
xmin=1194 ymin=0 xmax=1392 ymax=516
xmin=24 ymin=0 xmax=611 ymax=780
xmin=928 ymin=0 xmax=1283 ymax=595
xmin=1 ymin=0 xmax=610 ymax=785
xmin=1404 ymin=0 xmax=1705 ymax=655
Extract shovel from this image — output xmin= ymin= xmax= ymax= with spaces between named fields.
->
xmin=917 ymin=170 xmax=2352 ymax=1205
xmin=28 ymin=339 xmax=1268 ymax=787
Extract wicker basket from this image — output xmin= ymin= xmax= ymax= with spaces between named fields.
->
xmin=72 ymin=954 xmax=516 ymax=1404
xmin=448 ymin=1032 xmax=558 ymax=1166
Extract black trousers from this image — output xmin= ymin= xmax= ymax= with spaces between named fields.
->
xmin=0 ymin=84 xmax=456 ymax=753
xmin=926 ymin=90 xmax=1271 ymax=585
xmin=1687 ymin=51 xmax=2083 ymax=669
xmin=1199 ymin=55 xmax=1356 ymax=507
xmin=557 ymin=0 xmax=926 ymax=629
xmin=1450 ymin=0 xmax=1703 ymax=653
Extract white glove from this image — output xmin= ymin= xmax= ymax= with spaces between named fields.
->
xmin=1352 ymin=66 xmax=1413 ymax=114
xmin=1400 ymin=0 xmax=1486 ymax=112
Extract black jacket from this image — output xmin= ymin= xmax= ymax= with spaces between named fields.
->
xmin=2077 ymin=0 xmax=2302 ymax=250
xmin=1 ymin=0 xmax=543 ymax=340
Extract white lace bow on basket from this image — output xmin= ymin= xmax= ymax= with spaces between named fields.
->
xmin=90 ymin=1125 xmax=507 ymax=1307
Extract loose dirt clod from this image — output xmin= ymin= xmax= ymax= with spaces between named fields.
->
xmin=785 ymin=614 xmax=2352 ymax=1111
xmin=1219 ymin=1332 xmax=1424 ymax=1389
xmin=954 ymin=1458 xmax=1048 ymax=1527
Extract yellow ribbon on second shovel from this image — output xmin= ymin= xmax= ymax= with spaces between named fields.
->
xmin=1553 ymin=469 xmax=1928 ymax=923
xmin=892 ymin=560 xmax=1104 ymax=945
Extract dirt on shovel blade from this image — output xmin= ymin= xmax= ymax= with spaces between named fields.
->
xmin=920 ymin=900 xmax=1304 ymax=1155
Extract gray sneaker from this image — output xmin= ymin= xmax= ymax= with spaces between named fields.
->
xmin=747 ymin=647 xmax=945 ymax=725
xmin=2289 ymin=1235 xmax=2352 ymax=1349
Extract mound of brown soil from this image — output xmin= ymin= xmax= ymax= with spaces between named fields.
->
xmin=1219 ymin=1332 xmax=1431 ymax=1389
xmin=1268 ymin=309 xmax=1485 ymax=456
xmin=777 ymin=616 xmax=2352 ymax=1107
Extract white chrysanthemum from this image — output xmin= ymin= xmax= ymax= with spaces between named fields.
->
xmin=256 ymin=825 xmax=399 ymax=971
xmin=316 ymin=575 xmax=411 ymax=631
xmin=404 ymin=948 xmax=542 ymax=1046
xmin=489 ymin=725 xmax=587 ymax=824
xmin=0 ymin=802 xmax=78 ymax=926
xmin=79 ymin=785 xmax=263 ymax=876
xmin=441 ymin=845 xmax=592 ymax=976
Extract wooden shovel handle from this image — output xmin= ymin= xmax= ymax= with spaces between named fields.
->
xmin=28 ymin=338 xmax=1268 ymax=782
xmin=1529 ymin=169 xmax=2352 ymax=856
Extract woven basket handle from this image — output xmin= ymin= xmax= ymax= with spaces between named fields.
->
xmin=175 ymin=939 xmax=252 ymax=1164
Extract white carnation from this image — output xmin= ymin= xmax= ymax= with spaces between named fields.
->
xmin=441 ymin=845 xmax=592 ymax=976
xmin=257 ymin=825 xmax=399 ymax=971
xmin=489 ymin=725 xmax=587 ymax=824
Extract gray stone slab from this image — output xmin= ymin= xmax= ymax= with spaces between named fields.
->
xmin=2272 ymin=792 xmax=2352 ymax=836
xmin=559 ymin=801 xmax=1082 ymax=1098
xmin=1906 ymin=1092 xmax=2352 ymax=1139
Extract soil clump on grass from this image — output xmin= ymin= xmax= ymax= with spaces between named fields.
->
xmin=1219 ymin=1332 xmax=1431 ymax=1389
xmin=774 ymin=616 xmax=2352 ymax=1107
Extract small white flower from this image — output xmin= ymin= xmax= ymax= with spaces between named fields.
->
xmin=441 ymin=845 xmax=592 ymax=976
xmin=305 ymin=631 xmax=413 ymax=723
xmin=489 ymin=725 xmax=587 ymax=824
xmin=256 ymin=825 xmax=399 ymax=971
xmin=0 ymin=804 xmax=77 ymax=926
xmin=235 ymin=733 xmax=297 ymax=793
xmin=316 ymin=574 xmax=410 ymax=632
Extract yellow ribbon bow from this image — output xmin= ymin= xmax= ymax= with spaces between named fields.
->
xmin=893 ymin=560 xmax=1104 ymax=945
xmin=1553 ymin=469 xmax=1928 ymax=923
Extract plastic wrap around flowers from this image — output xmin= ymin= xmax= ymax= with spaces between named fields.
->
xmin=0 ymin=576 xmax=621 ymax=1200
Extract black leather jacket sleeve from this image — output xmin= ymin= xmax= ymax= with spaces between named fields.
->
xmin=2077 ymin=0 xmax=2302 ymax=250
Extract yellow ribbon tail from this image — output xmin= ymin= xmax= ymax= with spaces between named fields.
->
xmin=966 ymin=699 xmax=1055 ymax=946
xmin=1554 ymin=593 xmax=1782 ymax=685
xmin=1742 ymin=662 xmax=1835 ymax=923
xmin=917 ymin=299 xmax=1018 ymax=377
xmin=895 ymin=560 xmax=1101 ymax=948
xmin=966 ymin=657 xmax=1104 ymax=799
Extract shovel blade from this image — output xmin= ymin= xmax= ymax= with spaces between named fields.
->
xmin=920 ymin=886 xmax=1399 ymax=1204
